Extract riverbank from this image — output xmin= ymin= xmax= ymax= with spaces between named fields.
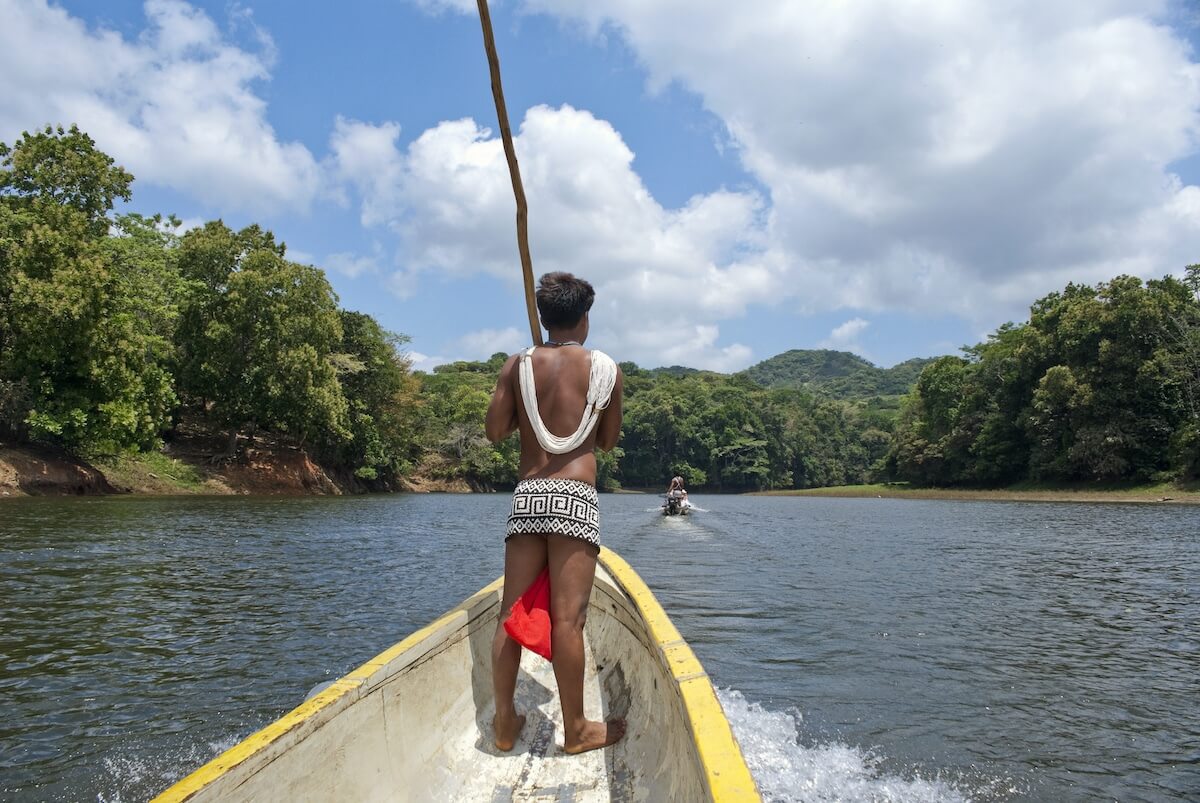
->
xmin=0 ymin=438 xmax=471 ymax=498
xmin=756 ymin=481 xmax=1200 ymax=504
xmin=0 ymin=442 xmax=343 ymax=498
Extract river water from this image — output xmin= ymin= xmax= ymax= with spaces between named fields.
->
xmin=0 ymin=494 xmax=1196 ymax=801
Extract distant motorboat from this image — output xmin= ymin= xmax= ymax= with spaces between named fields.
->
xmin=662 ymin=493 xmax=692 ymax=516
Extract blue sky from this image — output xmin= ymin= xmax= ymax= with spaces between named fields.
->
xmin=4 ymin=1 xmax=1200 ymax=371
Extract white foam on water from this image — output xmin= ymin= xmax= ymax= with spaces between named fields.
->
xmin=97 ymin=735 xmax=239 ymax=803
xmin=717 ymin=688 xmax=977 ymax=803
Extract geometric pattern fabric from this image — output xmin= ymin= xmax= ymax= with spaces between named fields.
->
xmin=506 ymin=477 xmax=600 ymax=546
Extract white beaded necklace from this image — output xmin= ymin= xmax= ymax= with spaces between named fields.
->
xmin=518 ymin=346 xmax=617 ymax=454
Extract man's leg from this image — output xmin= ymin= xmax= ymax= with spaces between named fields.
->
xmin=547 ymin=534 xmax=627 ymax=754
xmin=492 ymin=533 xmax=547 ymax=751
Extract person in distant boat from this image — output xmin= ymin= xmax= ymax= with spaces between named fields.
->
xmin=485 ymin=271 xmax=626 ymax=755
xmin=665 ymin=475 xmax=686 ymax=509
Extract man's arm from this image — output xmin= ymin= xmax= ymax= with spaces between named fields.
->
xmin=595 ymin=366 xmax=624 ymax=452
xmin=485 ymin=354 xmax=521 ymax=443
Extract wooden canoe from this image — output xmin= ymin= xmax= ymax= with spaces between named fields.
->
xmin=154 ymin=547 xmax=760 ymax=802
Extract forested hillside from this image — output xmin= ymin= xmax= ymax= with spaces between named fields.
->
xmin=888 ymin=273 xmax=1200 ymax=485
xmin=741 ymin=350 xmax=936 ymax=398
xmin=3 ymin=126 xmax=1197 ymax=494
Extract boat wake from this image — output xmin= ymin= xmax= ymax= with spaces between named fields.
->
xmin=717 ymin=688 xmax=1012 ymax=802
xmin=98 ymin=735 xmax=239 ymax=803
xmin=98 ymin=690 xmax=1009 ymax=802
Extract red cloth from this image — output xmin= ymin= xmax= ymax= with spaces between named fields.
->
xmin=503 ymin=567 xmax=553 ymax=660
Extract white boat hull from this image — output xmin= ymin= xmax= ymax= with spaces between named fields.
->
xmin=155 ymin=548 xmax=758 ymax=802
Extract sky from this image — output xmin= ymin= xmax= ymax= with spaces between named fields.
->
xmin=3 ymin=1 xmax=1200 ymax=371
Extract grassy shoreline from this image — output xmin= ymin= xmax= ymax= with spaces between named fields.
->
xmin=754 ymin=482 xmax=1200 ymax=504
xmin=91 ymin=451 xmax=225 ymax=495
xmin=1 ymin=442 xmax=347 ymax=498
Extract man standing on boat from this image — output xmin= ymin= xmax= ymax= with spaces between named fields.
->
xmin=485 ymin=271 xmax=626 ymax=755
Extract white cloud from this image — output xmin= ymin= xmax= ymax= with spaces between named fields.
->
xmin=822 ymin=318 xmax=870 ymax=346
xmin=386 ymin=268 xmax=422 ymax=300
xmin=324 ymin=244 xmax=384 ymax=279
xmin=286 ymin=248 xmax=315 ymax=265
xmin=632 ymin=323 xmax=753 ymax=372
xmin=405 ymin=351 xmax=451 ymax=373
xmin=173 ymin=217 xmax=207 ymax=235
xmin=8 ymin=0 xmax=1200 ymax=373
xmin=518 ymin=0 xmax=1200 ymax=328
xmin=327 ymin=117 xmax=406 ymax=225
xmin=455 ymin=327 xmax=525 ymax=360
xmin=410 ymin=0 xmax=479 ymax=14
xmin=352 ymin=1 xmax=1200 ymax=368
xmin=324 ymin=252 xmax=378 ymax=278
xmin=328 ymin=104 xmax=772 ymax=368
xmin=819 ymin=317 xmax=871 ymax=359
xmin=404 ymin=330 xmax=520 ymax=373
xmin=0 ymin=0 xmax=320 ymax=215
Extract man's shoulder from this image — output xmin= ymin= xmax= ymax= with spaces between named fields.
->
xmin=499 ymin=351 xmax=522 ymax=373
xmin=589 ymin=348 xmax=618 ymax=368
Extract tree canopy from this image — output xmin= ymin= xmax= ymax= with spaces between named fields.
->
xmin=889 ymin=274 xmax=1200 ymax=484
xmin=741 ymin=349 xmax=936 ymax=398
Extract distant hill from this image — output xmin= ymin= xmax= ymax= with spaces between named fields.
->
xmin=647 ymin=365 xmax=704 ymax=378
xmin=739 ymin=349 xmax=937 ymax=398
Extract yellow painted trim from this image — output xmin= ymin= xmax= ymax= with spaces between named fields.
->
xmin=152 ymin=577 xmax=504 ymax=802
xmin=598 ymin=548 xmax=761 ymax=802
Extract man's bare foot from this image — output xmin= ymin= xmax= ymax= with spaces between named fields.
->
xmin=563 ymin=718 xmax=626 ymax=754
xmin=493 ymin=711 xmax=527 ymax=751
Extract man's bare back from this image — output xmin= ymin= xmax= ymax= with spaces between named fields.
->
xmin=486 ymin=345 xmax=624 ymax=480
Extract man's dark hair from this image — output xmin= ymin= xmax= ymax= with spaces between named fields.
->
xmin=536 ymin=272 xmax=595 ymax=328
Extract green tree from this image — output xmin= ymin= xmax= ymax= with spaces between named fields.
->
xmin=0 ymin=125 xmax=132 ymax=233
xmin=174 ymin=222 xmax=349 ymax=452
xmin=0 ymin=126 xmax=174 ymax=452
xmin=889 ymin=356 xmax=972 ymax=484
xmin=1027 ymin=365 xmax=1086 ymax=479
xmin=890 ymin=272 xmax=1198 ymax=486
xmin=1166 ymin=265 xmax=1200 ymax=477
xmin=334 ymin=311 xmax=420 ymax=481
xmin=418 ymin=362 xmax=518 ymax=488
xmin=596 ymin=445 xmax=625 ymax=491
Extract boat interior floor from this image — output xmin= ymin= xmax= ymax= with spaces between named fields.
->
xmin=451 ymin=641 xmax=632 ymax=802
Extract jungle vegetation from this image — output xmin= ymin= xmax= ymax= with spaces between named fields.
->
xmin=2 ymin=126 xmax=1197 ymax=491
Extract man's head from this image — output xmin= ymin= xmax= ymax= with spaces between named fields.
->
xmin=536 ymin=272 xmax=595 ymax=330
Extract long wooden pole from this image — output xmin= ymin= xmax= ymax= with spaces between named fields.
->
xmin=476 ymin=0 xmax=542 ymax=346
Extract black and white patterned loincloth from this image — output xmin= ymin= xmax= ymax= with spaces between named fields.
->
xmin=506 ymin=478 xmax=600 ymax=546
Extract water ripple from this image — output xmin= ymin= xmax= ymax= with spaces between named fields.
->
xmin=0 ymin=493 xmax=1197 ymax=801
